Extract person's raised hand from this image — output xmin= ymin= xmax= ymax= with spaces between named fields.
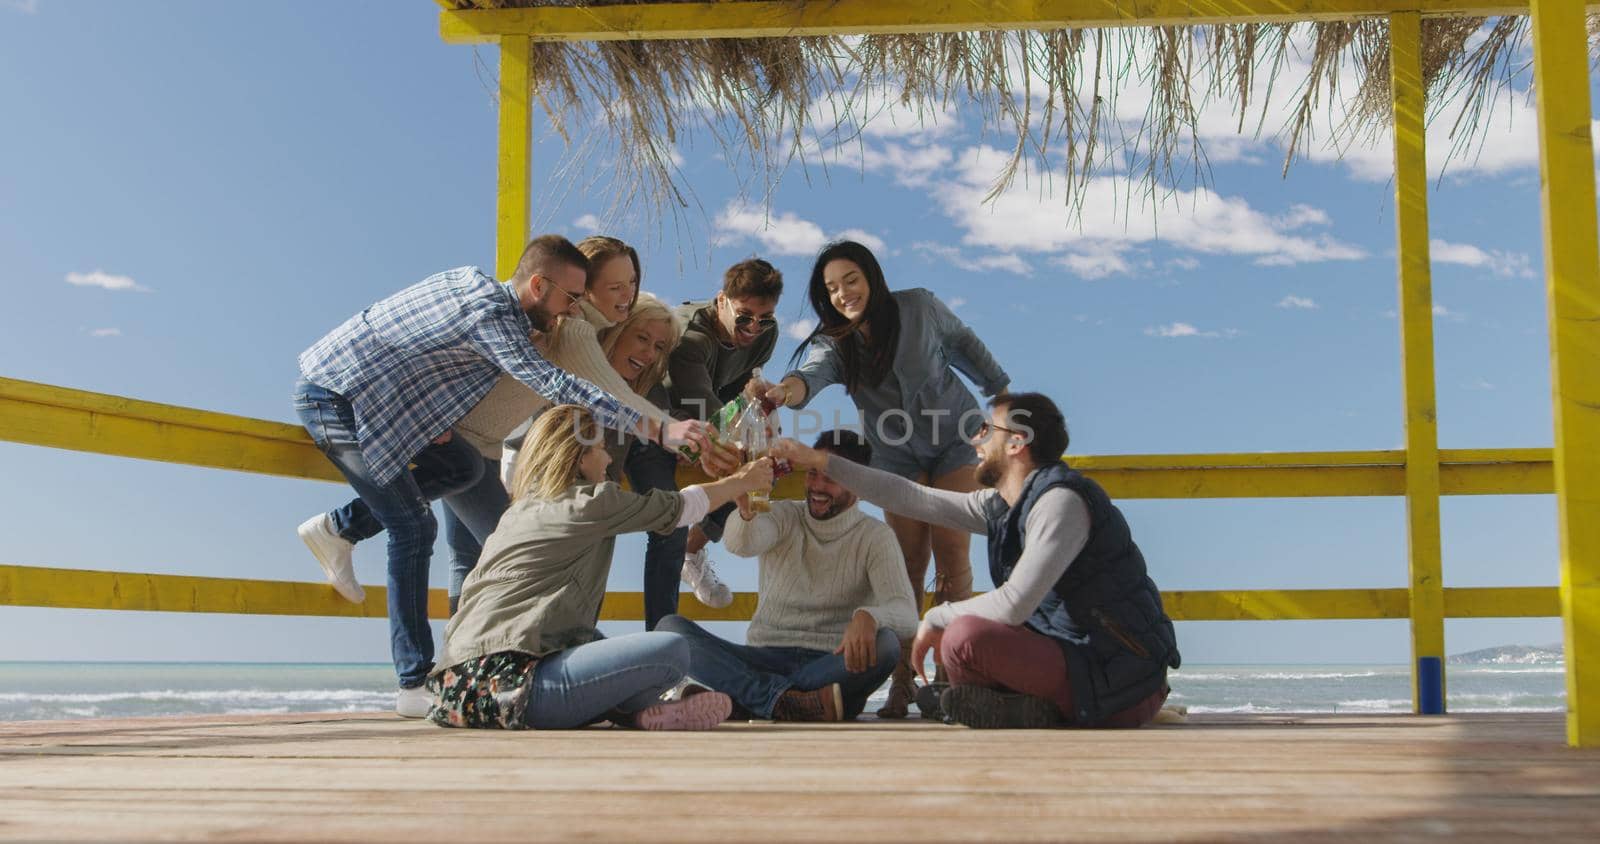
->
xmin=697 ymin=435 xmax=742 ymax=477
xmin=733 ymin=455 xmax=774 ymax=493
xmin=662 ymin=419 xmax=710 ymax=452
xmin=769 ymin=438 xmax=825 ymax=472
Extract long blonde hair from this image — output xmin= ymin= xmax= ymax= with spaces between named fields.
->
xmin=510 ymin=404 xmax=600 ymax=502
xmin=598 ymin=291 xmax=680 ymax=394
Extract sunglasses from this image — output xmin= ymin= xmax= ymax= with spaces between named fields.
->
xmin=976 ymin=420 xmax=1027 ymax=439
xmin=535 ymin=275 xmax=584 ymax=309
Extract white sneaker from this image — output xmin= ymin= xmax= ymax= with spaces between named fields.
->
xmin=297 ymin=513 xmax=365 ymax=604
xmin=681 ymin=548 xmax=733 ymax=608
xmin=395 ymin=684 xmax=434 ymax=719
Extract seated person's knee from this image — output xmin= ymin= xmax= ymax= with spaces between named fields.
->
xmin=874 ymin=627 xmax=902 ymax=665
xmin=941 ymin=615 xmax=996 ymax=667
xmin=654 ymin=613 xmax=692 ymax=635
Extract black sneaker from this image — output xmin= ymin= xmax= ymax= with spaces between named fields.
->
xmin=914 ymin=681 xmax=949 ymax=720
xmin=939 ymin=685 xmax=1063 ymax=729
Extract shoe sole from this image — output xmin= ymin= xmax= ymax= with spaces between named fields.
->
xmin=914 ymin=683 xmax=948 ymax=721
xmin=634 ymin=691 xmax=733 ymax=731
xmin=940 ymin=685 xmax=1063 ymax=729
xmin=298 ymin=521 xmax=366 ymax=604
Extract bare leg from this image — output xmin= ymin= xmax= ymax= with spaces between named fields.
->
xmin=927 ymin=464 xmax=980 ymax=683
xmin=684 ymin=523 xmax=710 ymax=555
xmin=880 ymin=490 xmax=932 ymax=718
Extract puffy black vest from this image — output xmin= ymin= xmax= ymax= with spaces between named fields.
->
xmin=985 ymin=463 xmax=1180 ymax=725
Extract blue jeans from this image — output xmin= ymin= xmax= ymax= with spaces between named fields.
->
xmin=623 ymin=439 xmax=689 ymax=630
xmin=331 ymin=456 xmax=507 ymax=614
xmin=523 ymin=632 xmax=691 ymax=729
xmin=292 ymin=378 xmax=484 ymax=688
xmin=655 ymin=614 xmax=900 ymax=719
xmin=441 ymin=459 xmax=510 ymax=610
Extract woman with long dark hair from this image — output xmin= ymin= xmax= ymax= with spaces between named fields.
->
xmin=765 ymin=240 xmax=1010 ymax=717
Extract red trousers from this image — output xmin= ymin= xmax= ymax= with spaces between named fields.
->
xmin=942 ymin=615 xmax=1168 ymax=728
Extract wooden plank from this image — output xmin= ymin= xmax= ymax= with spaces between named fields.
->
xmin=438 ymin=1 xmax=1600 ymax=45
xmin=1530 ymin=0 xmax=1600 ymax=749
xmin=0 ymin=714 xmax=1594 ymax=841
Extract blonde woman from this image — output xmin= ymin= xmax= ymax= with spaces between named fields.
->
xmin=429 ymin=405 xmax=771 ymax=730
xmin=596 ymin=293 xmax=711 ymax=630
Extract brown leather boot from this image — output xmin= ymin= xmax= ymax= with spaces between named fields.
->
xmin=875 ymin=659 xmax=915 ymax=719
xmin=772 ymin=684 xmax=843 ymax=722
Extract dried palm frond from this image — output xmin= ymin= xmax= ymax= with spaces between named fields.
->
xmin=444 ymin=0 xmax=1590 ymax=227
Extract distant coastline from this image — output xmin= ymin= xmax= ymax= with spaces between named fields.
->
xmin=1448 ymin=644 xmax=1564 ymax=665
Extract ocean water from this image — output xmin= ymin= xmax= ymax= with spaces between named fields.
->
xmin=0 ymin=661 xmax=1567 ymax=721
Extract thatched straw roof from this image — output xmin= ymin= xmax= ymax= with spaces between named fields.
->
xmin=445 ymin=1 xmax=1597 ymax=222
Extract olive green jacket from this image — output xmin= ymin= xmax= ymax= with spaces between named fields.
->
xmin=433 ymin=482 xmax=683 ymax=674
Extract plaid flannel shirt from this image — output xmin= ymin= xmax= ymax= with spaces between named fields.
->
xmin=298 ymin=266 xmax=643 ymax=484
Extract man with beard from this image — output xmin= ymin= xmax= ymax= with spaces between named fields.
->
xmin=663 ymin=258 xmax=784 ymax=610
xmin=655 ymin=429 xmax=917 ymax=721
xmin=771 ymin=393 xmax=1179 ymax=729
xmin=292 ymin=234 xmax=709 ymax=716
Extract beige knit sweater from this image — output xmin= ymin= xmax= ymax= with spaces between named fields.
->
xmin=724 ymin=500 xmax=918 ymax=652
xmin=454 ymin=314 xmax=671 ymax=458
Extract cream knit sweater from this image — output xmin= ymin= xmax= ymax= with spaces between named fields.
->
xmin=454 ymin=313 xmax=671 ymax=458
xmin=724 ymin=500 xmax=918 ymax=652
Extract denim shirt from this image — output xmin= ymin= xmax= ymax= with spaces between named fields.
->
xmin=786 ymin=288 xmax=1009 ymax=463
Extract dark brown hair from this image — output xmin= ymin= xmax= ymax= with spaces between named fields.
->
xmin=790 ymin=240 xmax=900 ymax=395
xmin=721 ymin=258 xmax=783 ymax=301
xmin=989 ymin=392 xmax=1069 ymax=466
xmin=510 ymin=234 xmax=589 ymax=286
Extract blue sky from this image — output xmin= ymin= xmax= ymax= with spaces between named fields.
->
xmin=0 ymin=1 xmax=1583 ymax=670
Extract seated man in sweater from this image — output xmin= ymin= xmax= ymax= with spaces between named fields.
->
xmin=656 ymin=429 xmax=918 ymax=721
xmin=771 ymin=393 xmax=1180 ymax=729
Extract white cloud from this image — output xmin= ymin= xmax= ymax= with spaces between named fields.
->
xmin=715 ymin=201 xmax=888 ymax=258
xmin=87 ymin=327 xmax=121 ymax=338
xmin=65 ymin=270 xmax=148 ymax=292
xmin=1278 ymin=295 xmax=1319 ymax=310
xmin=939 ymin=145 xmax=1365 ymax=271
xmin=836 ymin=227 xmax=886 ymax=254
xmin=715 ymin=201 xmax=827 ymax=256
xmin=809 ymin=84 xmax=961 ymax=143
xmin=3 ymin=0 xmax=38 ymax=13
xmin=1430 ymin=238 xmax=1535 ymax=279
xmin=1145 ymin=321 xmax=1237 ymax=339
xmin=1056 ymin=251 xmax=1131 ymax=280
xmin=573 ymin=213 xmax=601 ymax=232
xmin=1168 ymin=256 xmax=1200 ymax=271
xmin=824 ymin=140 xmax=955 ymax=188
xmin=786 ymin=317 xmax=817 ymax=341
xmin=947 ymin=297 xmax=967 ymax=310
xmin=912 ymin=241 xmax=1031 ymax=275
xmin=1466 ymin=378 xmax=1496 ymax=391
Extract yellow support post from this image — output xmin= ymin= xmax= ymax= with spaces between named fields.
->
xmin=1390 ymin=11 xmax=1445 ymax=715
xmin=1530 ymin=0 xmax=1600 ymax=748
xmin=495 ymin=34 xmax=532 ymax=280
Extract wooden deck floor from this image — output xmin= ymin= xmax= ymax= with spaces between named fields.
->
xmin=1 ymin=712 xmax=1597 ymax=841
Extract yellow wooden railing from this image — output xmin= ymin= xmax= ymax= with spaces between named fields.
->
xmin=2 ymin=0 xmax=1592 ymax=748
xmin=0 ymin=374 xmax=1563 ymax=625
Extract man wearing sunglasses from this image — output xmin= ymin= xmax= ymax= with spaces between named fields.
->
xmin=660 ymin=258 xmax=784 ymax=615
xmin=771 ymin=392 xmax=1180 ymax=730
